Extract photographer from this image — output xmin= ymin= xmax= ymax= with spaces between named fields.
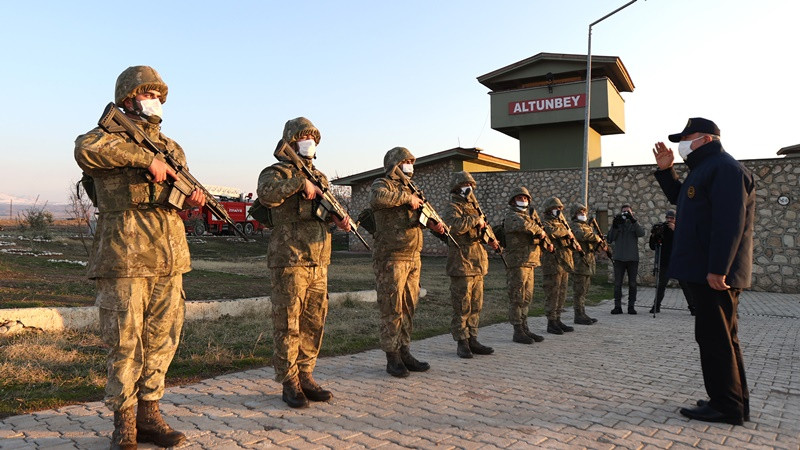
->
xmin=608 ymin=204 xmax=645 ymax=314
xmin=649 ymin=210 xmax=695 ymax=314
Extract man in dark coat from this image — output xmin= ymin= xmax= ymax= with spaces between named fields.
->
xmin=652 ymin=117 xmax=755 ymax=426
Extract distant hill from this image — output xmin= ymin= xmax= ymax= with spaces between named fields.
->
xmin=0 ymin=194 xmax=71 ymax=219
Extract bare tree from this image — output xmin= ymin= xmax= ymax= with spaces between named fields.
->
xmin=329 ymin=184 xmax=352 ymax=214
xmin=66 ymin=180 xmax=96 ymax=256
xmin=17 ymin=196 xmax=54 ymax=249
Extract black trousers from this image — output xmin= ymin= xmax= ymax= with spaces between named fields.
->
xmin=687 ymin=283 xmax=749 ymax=418
xmin=654 ymin=262 xmax=695 ymax=310
xmin=613 ymin=260 xmax=639 ymax=306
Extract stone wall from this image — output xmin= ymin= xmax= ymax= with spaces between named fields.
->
xmin=346 ymin=157 xmax=799 ymax=293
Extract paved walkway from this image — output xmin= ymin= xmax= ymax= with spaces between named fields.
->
xmin=1 ymin=289 xmax=798 ymax=449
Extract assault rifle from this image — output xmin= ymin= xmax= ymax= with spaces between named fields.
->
xmin=274 ymin=141 xmax=370 ymax=250
xmin=530 ymin=210 xmax=555 ymax=252
xmin=589 ymin=217 xmax=613 ymax=258
xmin=390 ymin=166 xmax=459 ymax=248
xmin=97 ymin=102 xmax=249 ymax=240
xmin=555 ymin=211 xmax=585 ymax=256
xmin=469 ymin=195 xmax=507 ymax=268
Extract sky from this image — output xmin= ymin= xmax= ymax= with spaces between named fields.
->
xmin=1 ymin=0 xmax=798 ymax=206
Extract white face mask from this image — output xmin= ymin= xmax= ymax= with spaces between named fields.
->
xmin=137 ymin=98 xmax=163 ymax=122
xmin=297 ymin=139 xmax=316 ymax=159
xmin=577 ymin=214 xmax=587 ymax=222
xmin=401 ymin=163 xmax=414 ymax=175
xmin=551 ymin=209 xmax=560 ymax=217
xmin=515 ymin=200 xmax=529 ymax=209
xmin=460 ymin=186 xmax=472 ymax=197
xmin=678 ymin=136 xmax=702 ymax=160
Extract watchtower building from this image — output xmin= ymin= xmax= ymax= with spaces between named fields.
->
xmin=477 ymin=52 xmax=634 ymax=170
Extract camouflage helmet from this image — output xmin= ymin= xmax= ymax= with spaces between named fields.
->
xmin=570 ymin=202 xmax=587 ymax=219
xmin=508 ymin=186 xmax=531 ymax=205
xmin=283 ymin=117 xmax=321 ymax=145
xmin=542 ymin=196 xmax=564 ymax=211
xmin=383 ymin=147 xmax=415 ymax=173
xmin=114 ymin=66 xmax=168 ymax=106
xmin=450 ymin=171 xmax=476 ymax=192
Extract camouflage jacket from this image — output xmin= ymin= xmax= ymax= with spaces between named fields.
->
xmin=369 ymin=175 xmax=423 ymax=261
xmin=503 ymin=206 xmax=545 ymax=268
xmin=74 ymin=120 xmax=191 ymax=279
xmin=570 ymin=220 xmax=602 ymax=275
xmin=542 ymin=214 xmax=574 ymax=274
xmin=444 ymin=193 xmax=488 ymax=277
xmin=257 ymin=159 xmax=332 ymax=268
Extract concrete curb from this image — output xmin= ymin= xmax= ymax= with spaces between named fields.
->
xmin=0 ymin=288 xmax=427 ymax=332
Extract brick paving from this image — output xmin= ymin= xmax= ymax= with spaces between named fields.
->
xmin=1 ymin=288 xmax=798 ymax=449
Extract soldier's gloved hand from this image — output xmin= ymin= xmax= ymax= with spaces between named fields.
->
xmin=629 ymin=213 xmax=638 ymax=224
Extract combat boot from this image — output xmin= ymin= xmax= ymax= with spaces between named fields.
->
xmin=110 ymin=405 xmax=137 ymax=450
xmin=385 ymin=352 xmax=410 ymax=378
xmin=556 ymin=318 xmax=574 ymax=332
xmin=281 ymin=376 xmax=309 ymax=408
xmin=521 ymin=321 xmax=544 ymax=342
xmin=610 ymin=303 xmax=623 ymax=314
xmin=468 ymin=336 xmax=494 ymax=355
xmin=400 ymin=346 xmax=430 ymax=372
xmin=136 ymin=400 xmax=186 ymax=448
xmin=546 ymin=320 xmax=564 ymax=335
xmin=574 ymin=307 xmax=597 ymax=325
xmin=628 ymin=306 xmax=637 ymax=315
xmin=457 ymin=339 xmax=473 ymax=358
xmin=512 ymin=324 xmax=533 ymax=344
xmin=298 ymin=372 xmax=332 ymax=402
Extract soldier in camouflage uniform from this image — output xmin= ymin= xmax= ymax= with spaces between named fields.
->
xmin=569 ymin=203 xmax=605 ymax=325
xmin=444 ymin=171 xmax=498 ymax=358
xmin=503 ymin=187 xmax=551 ymax=344
xmin=370 ymin=147 xmax=445 ymax=377
xmin=541 ymin=196 xmax=582 ymax=335
xmin=257 ymin=117 xmax=351 ymax=408
xmin=75 ymin=66 xmax=205 ymax=449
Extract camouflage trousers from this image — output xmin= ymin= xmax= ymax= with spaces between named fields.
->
xmin=374 ymin=257 xmax=420 ymax=353
xmin=449 ymin=275 xmax=484 ymax=341
xmin=271 ymin=265 xmax=329 ymax=383
xmin=96 ymin=275 xmax=185 ymax=412
xmin=506 ymin=266 xmax=534 ymax=325
xmin=542 ymin=267 xmax=569 ymax=320
xmin=572 ymin=274 xmax=591 ymax=312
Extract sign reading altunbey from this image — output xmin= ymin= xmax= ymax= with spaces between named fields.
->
xmin=508 ymin=94 xmax=586 ymax=115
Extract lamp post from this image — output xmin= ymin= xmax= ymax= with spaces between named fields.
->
xmin=581 ymin=0 xmax=639 ymax=207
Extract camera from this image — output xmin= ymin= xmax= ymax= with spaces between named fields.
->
xmin=650 ymin=223 xmax=665 ymax=243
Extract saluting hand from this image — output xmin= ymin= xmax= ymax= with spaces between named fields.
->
xmin=652 ymin=142 xmax=674 ymax=170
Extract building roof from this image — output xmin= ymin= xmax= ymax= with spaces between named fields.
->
xmin=332 ymin=147 xmax=519 ymax=186
xmin=777 ymin=144 xmax=800 ymax=157
xmin=477 ymin=52 xmax=634 ymax=93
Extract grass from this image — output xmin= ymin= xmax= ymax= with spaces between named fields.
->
xmin=0 ymin=222 xmax=613 ymax=418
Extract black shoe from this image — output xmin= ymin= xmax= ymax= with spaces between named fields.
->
xmin=468 ymin=336 xmax=494 ymax=355
xmin=298 ymin=372 xmax=332 ymax=402
xmin=649 ymin=306 xmax=656 ymax=314
xmin=610 ymin=306 xmax=623 ymax=314
xmin=628 ymin=308 xmax=637 ymax=315
xmin=679 ymin=404 xmax=743 ymax=425
xmin=457 ymin=339 xmax=473 ymax=358
xmin=521 ymin=322 xmax=544 ymax=342
xmin=574 ymin=314 xmax=594 ymax=325
xmin=281 ymin=377 xmax=309 ymax=408
xmin=385 ymin=352 xmax=410 ymax=378
xmin=697 ymin=399 xmax=749 ymax=421
xmin=512 ymin=324 xmax=534 ymax=344
xmin=689 ymin=308 xmax=696 ymax=316
xmin=556 ymin=319 xmax=574 ymax=332
xmin=546 ymin=320 xmax=563 ymax=335
xmin=400 ymin=346 xmax=430 ymax=372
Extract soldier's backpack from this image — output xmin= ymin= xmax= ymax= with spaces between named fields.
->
xmin=494 ymin=221 xmax=507 ymax=248
xmin=356 ymin=207 xmax=376 ymax=235
xmin=247 ymin=199 xmax=274 ymax=228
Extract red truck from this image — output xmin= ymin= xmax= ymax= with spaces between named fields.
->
xmin=179 ymin=190 xmax=265 ymax=237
